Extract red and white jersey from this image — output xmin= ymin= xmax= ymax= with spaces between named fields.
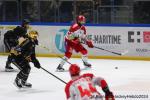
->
xmin=65 ymin=23 xmax=86 ymax=41
xmin=65 ymin=73 xmax=103 ymax=100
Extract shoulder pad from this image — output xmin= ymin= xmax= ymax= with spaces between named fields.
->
xmin=82 ymin=73 xmax=94 ymax=79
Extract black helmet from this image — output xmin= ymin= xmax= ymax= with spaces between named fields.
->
xmin=22 ymin=19 xmax=30 ymax=25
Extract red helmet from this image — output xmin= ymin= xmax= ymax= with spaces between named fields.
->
xmin=77 ymin=15 xmax=86 ymax=24
xmin=69 ymin=64 xmax=80 ymax=76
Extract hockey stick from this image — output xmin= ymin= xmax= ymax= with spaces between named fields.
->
xmin=38 ymin=43 xmax=72 ymax=65
xmin=81 ymin=42 xmax=124 ymax=56
xmin=93 ymin=46 xmax=122 ymax=56
xmin=41 ymin=67 xmax=67 ymax=84
xmin=93 ymin=45 xmax=129 ymax=56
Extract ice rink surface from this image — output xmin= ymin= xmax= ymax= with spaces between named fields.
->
xmin=0 ymin=55 xmax=150 ymax=100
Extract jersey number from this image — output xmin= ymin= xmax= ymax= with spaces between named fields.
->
xmin=77 ymin=83 xmax=97 ymax=97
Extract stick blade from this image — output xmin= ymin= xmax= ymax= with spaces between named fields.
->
xmin=121 ymin=50 xmax=128 ymax=55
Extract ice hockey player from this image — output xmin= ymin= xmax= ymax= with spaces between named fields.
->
xmin=11 ymin=30 xmax=41 ymax=88
xmin=56 ymin=15 xmax=94 ymax=71
xmin=4 ymin=19 xmax=30 ymax=72
xmin=65 ymin=64 xmax=115 ymax=100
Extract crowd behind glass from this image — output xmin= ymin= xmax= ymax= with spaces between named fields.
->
xmin=0 ymin=0 xmax=150 ymax=24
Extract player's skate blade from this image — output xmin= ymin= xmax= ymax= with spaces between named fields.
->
xmin=83 ymin=62 xmax=92 ymax=68
xmin=56 ymin=64 xmax=65 ymax=72
xmin=56 ymin=67 xmax=65 ymax=72
xmin=5 ymin=66 xmax=14 ymax=72
xmin=22 ymin=82 xmax=32 ymax=88
xmin=13 ymin=79 xmax=22 ymax=89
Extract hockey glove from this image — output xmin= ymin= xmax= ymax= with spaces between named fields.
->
xmin=10 ymin=47 xmax=21 ymax=56
xmin=71 ymin=39 xmax=80 ymax=45
xmin=25 ymin=56 xmax=32 ymax=62
xmin=105 ymin=91 xmax=115 ymax=100
xmin=102 ymin=85 xmax=115 ymax=100
xmin=34 ymin=39 xmax=39 ymax=45
xmin=86 ymin=40 xmax=94 ymax=48
xmin=32 ymin=59 xmax=41 ymax=69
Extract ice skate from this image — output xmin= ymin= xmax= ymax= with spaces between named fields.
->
xmin=56 ymin=64 xmax=65 ymax=72
xmin=13 ymin=78 xmax=22 ymax=89
xmin=5 ymin=64 xmax=14 ymax=72
xmin=83 ymin=62 xmax=92 ymax=69
xmin=22 ymin=82 xmax=32 ymax=88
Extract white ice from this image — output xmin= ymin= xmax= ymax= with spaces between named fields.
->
xmin=0 ymin=56 xmax=150 ymax=100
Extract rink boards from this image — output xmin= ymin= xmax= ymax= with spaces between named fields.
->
xmin=0 ymin=23 xmax=150 ymax=60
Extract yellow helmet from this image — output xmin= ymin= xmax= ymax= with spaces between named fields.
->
xmin=28 ymin=30 xmax=38 ymax=39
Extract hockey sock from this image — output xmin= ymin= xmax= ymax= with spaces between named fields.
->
xmin=82 ymin=54 xmax=88 ymax=63
xmin=59 ymin=56 xmax=68 ymax=67
xmin=17 ymin=67 xmax=31 ymax=84
xmin=100 ymin=80 xmax=110 ymax=93
xmin=22 ymin=70 xmax=30 ymax=84
xmin=6 ymin=55 xmax=13 ymax=67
